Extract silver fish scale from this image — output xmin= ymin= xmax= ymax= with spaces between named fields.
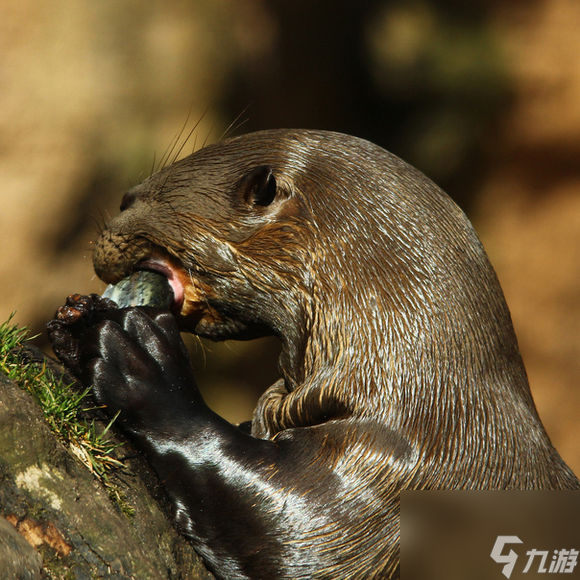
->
xmin=102 ymin=270 xmax=173 ymax=308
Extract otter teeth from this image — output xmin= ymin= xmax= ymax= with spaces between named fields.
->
xmin=102 ymin=270 xmax=174 ymax=308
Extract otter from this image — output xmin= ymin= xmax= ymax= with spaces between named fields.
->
xmin=47 ymin=129 xmax=579 ymax=579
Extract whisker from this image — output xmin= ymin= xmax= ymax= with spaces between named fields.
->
xmin=158 ymin=108 xmax=193 ymax=171
xmin=201 ymin=123 xmax=212 ymax=149
xmin=219 ymin=105 xmax=251 ymax=141
xmin=90 ymin=208 xmax=110 ymax=236
xmin=171 ymin=108 xmax=208 ymax=166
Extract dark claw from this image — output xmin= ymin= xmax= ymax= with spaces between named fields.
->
xmin=48 ymin=293 xmax=119 ymax=378
xmin=47 ymin=294 xmax=199 ymax=433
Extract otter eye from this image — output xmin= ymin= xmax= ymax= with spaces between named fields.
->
xmin=241 ymin=165 xmax=278 ymax=207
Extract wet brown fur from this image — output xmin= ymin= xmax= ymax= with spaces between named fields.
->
xmin=73 ymin=130 xmax=579 ymax=577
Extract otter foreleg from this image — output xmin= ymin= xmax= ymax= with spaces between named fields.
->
xmin=48 ymin=298 xmax=395 ymax=579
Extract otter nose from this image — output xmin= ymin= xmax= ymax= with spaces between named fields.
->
xmin=120 ymin=191 xmax=137 ymax=211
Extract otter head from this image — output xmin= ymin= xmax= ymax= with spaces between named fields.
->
xmin=93 ymin=132 xmax=314 ymax=345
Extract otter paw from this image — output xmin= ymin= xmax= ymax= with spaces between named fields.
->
xmin=47 ymin=293 xmax=117 ymax=377
xmin=84 ymin=308 xmax=200 ymax=432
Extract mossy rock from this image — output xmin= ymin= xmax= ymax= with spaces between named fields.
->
xmin=0 ymin=340 xmax=213 ymax=579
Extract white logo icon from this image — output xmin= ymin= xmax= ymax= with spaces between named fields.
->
xmin=490 ymin=536 xmax=523 ymax=579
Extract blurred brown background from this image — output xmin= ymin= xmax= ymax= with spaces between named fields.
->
xmin=1 ymin=1 xmax=578 ymax=470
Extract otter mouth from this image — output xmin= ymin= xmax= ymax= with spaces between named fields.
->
xmin=101 ymin=248 xmax=212 ymax=330
xmin=101 ymin=246 xmax=269 ymax=342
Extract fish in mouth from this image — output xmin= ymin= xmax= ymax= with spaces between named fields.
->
xmin=102 ymin=257 xmax=189 ymax=313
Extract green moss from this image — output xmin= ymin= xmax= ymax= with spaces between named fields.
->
xmin=0 ymin=315 xmax=134 ymax=517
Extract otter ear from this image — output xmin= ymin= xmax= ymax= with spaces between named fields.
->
xmin=240 ymin=166 xmax=283 ymax=207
